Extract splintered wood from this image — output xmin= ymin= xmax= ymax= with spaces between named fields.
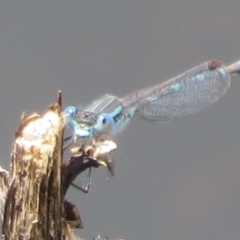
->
xmin=2 ymin=104 xmax=62 ymax=240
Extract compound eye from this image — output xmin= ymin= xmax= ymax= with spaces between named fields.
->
xmin=64 ymin=106 xmax=77 ymax=118
xmin=102 ymin=117 xmax=107 ymax=124
xmin=94 ymin=113 xmax=114 ymax=135
xmin=63 ymin=106 xmax=77 ymax=124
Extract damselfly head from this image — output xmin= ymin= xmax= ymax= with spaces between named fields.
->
xmin=76 ymin=111 xmax=116 ymax=137
xmin=63 ymin=106 xmax=95 ymax=138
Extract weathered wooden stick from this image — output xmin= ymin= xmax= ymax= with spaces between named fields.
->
xmin=2 ymin=92 xmax=63 ymax=240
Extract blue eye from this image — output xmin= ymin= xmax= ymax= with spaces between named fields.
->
xmin=64 ymin=106 xmax=77 ymax=119
xmin=102 ymin=117 xmax=107 ymax=124
xmin=63 ymin=106 xmax=77 ymax=125
xmin=94 ymin=113 xmax=115 ymax=135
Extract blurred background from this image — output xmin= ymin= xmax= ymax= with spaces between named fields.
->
xmin=0 ymin=1 xmax=240 ymax=239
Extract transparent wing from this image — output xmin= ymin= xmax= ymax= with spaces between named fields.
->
xmin=122 ymin=60 xmax=232 ymax=121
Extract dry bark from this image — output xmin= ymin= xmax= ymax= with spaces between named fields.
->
xmin=2 ymin=93 xmax=63 ymax=240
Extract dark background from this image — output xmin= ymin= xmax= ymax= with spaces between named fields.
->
xmin=0 ymin=1 xmax=240 ymax=239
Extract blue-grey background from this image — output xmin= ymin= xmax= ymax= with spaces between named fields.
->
xmin=0 ymin=1 xmax=240 ymax=240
